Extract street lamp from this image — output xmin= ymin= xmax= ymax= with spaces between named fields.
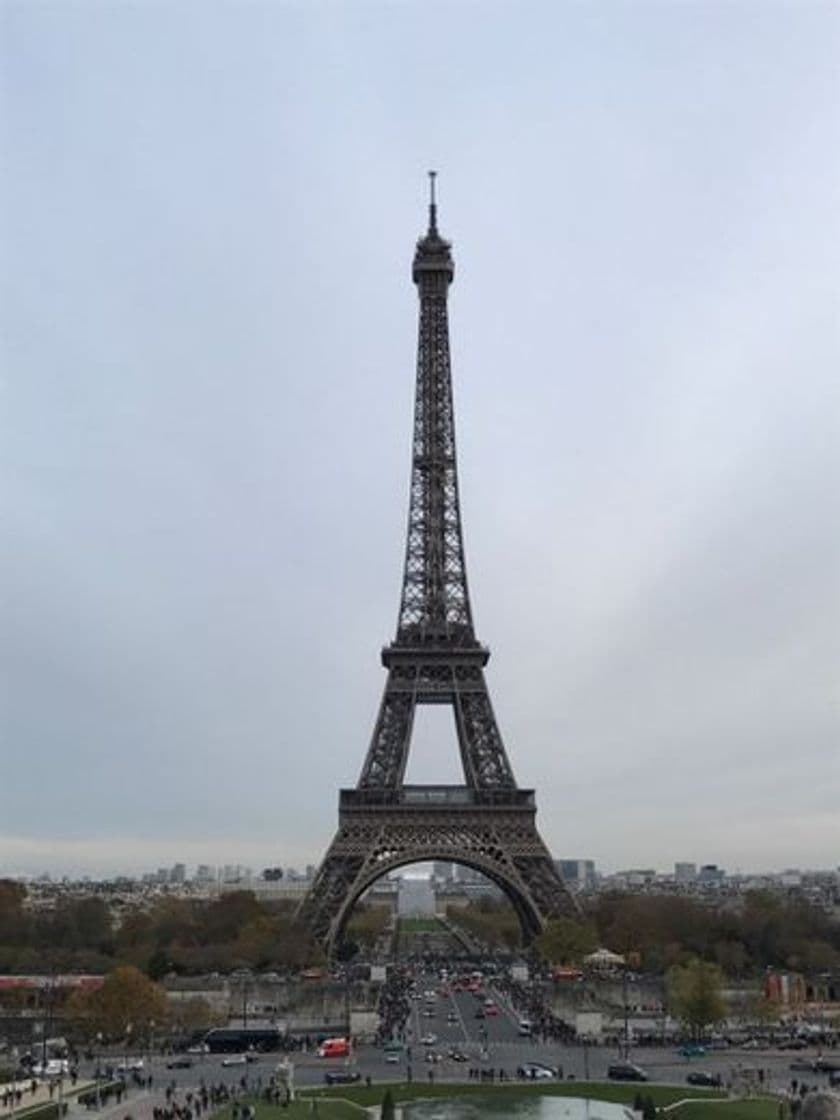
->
xmin=147 ymin=1020 xmax=155 ymax=1087
xmin=95 ymin=1032 xmax=103 ymax=1110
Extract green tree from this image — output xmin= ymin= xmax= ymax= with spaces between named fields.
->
xmin=667 ymin=958 xmax=726 ymax=1040
xmin=535 ymin=918 xmax=597 ymax=966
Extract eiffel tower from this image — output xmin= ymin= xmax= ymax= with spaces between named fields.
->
xmin=299 ymin=175 xmax=579 ymax=951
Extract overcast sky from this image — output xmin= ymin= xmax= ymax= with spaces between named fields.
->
xmin=3 ymin=1 xmax=839 ymax=881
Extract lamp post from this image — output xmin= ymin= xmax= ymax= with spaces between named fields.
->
xmin=622 ymin=964 xmax=630 ymax=1061
xmin=95 ymin=1032 xmax=103 ymax=1110
xmin=147 ymin=1020 xmax=155 ymax=1088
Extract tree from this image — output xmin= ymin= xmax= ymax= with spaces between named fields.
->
xmin=667 ymin=958 xmax=726 ymax=1040
xmin=87 ymin=965 xmax=168 ymax=1040
xmin=535 ymin=918 xmax=597 ymax=965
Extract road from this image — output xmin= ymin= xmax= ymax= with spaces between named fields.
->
xmin=76 ymin=971 xmax=839 ymax=1095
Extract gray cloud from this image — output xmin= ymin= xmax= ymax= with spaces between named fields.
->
xmin=2 ymin=2 xmax=838 ymax=877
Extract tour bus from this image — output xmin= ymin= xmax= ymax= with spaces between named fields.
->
xmin=203 ymin=1027 xmax=282 ymax=1054
xmin=317 ymin=1038 xmax=350 ymax=1059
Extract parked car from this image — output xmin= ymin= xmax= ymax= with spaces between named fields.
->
xmin=790 ymin=1060 xmax=817 ymax=1073
xmin=420 ymin=1034 xmax=437 ymax=1046
xmin=678 ymin=1044 xmax=706 ymax=1058
xmin=448 ymin=1049 xmax=467 ymax=1062
xmin=221 ymin=1055 xmax=247 ymax=1067
xmin=687 ymin=1072 xmax=722 ymax=1087
xmin=829 ymin=1071 xmax=840 ymax=1088
xmin=324 ymin=1070 xmax=360 ymax=1085
xmin=815 ymin=1058 xmax=840 ymax=1073
xmin=166 ymin=1057 xmax=193 ymax=1070
xmin=608 ymin=1063 xmax=649 ymax=1082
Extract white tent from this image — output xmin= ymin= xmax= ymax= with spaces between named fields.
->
xmin=583 ymin=947 xmax=626 ymax=969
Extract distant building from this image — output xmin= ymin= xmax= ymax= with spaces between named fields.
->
xmin=698 ymin=864 xmax=726 ymax=885
xmin=557 ymin=860 xmax=597 ymax=890
xmin=170 ymin=863 xmax=187 ymax=884
xmin=398 ymin=877 xmax=436 ymax=917
xmin=674 ymin=862 xmax=696 ymax=883
xmin=195 ymin=864 xmax=216 ymax=884
xmin=614 ymin=869 xmax=657 ymax=888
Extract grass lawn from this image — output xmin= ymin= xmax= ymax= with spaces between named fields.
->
xmin=397 ymin=918 xmax=441 ymax=933
xmin=215 ymin=1085 xmax=780 ymax=1120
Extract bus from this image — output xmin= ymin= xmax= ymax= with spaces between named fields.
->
xmin=203 ymin=1027 xmax=282 ymax=1054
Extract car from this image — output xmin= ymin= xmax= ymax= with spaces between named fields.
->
xmin=520 ymin=1062 xmax=557 ymax=1080
xmin=385 ymin=1052 xmax=401 ymax=1064
xmin=485 ymin=1005 xmax=499 ymax=1016
xmin=687 ymin=1072 xmax=722 ymax=1087
xmin=829 ymin=1072 xmax=840 ymax=1088
xmin=678 ymin=1044 xmax=706 ymax=1058
xmin=448 ymin=1049 xmax=467 ymax=1062
xmin=779 ymin=1039 xmax=808 ymax=1051
xmin=422 ymin=1010 xmax=436 ymax=1019
xmin=790 ymin=1060 xmax=817 ymax=1072
xmin=424 ymin=1051 xmax=443 ymax=1064
xmin=815 ymin=1058 xmax=840 ymax=1073
xmin=447 ymin=1013 xmax=458 ymax=1024
xmin=31 ymin=1060 xmax=70 ymax=1079
xmin=608 ymin=1063 xmax=649 ymax=1082
xmin=115 ymin=1059 xmax=144 ymax=1073
xmin=187 ymin=1044 xmax=210 ymax=1055
xmin=474 ymin=1008 xmax=485 ymax=1019
xmin=166 ymin=1057 xmax=194 ymax=1070
xmin=324 ymin=1070 xmax=361 ymax=1085
xmin=221 ymin=1055 xmax=248 ymax=1067
xmin=420 ymin=1034 xmax=437 ymax=1046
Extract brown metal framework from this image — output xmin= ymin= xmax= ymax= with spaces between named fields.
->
xmin=299 ymin=177 xmax=578 ymax=950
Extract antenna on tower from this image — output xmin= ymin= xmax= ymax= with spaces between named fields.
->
xmin=428 ymin=169 xmax=438 ymax=233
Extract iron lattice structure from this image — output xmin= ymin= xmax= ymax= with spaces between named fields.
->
xmin=299 ymin=179 xmax=579 ymax=950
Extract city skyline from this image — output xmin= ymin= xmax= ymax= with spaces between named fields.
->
xmin=4 ymin=4 xmax=839 ymax=880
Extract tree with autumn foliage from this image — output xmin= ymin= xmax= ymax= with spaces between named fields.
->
xmin=81 ymin=966 xmax=168 ymax=1040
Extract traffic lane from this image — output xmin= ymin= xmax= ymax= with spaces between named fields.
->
xmin=82 ymin=1043 xmax=835 ymax=1092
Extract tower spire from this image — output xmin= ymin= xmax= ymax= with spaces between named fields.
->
xmin=428 ymin=169 xmax=438 ymax=233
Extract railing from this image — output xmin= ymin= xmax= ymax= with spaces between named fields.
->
xmin=340 ymin=785 xmax=536 ymax=809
